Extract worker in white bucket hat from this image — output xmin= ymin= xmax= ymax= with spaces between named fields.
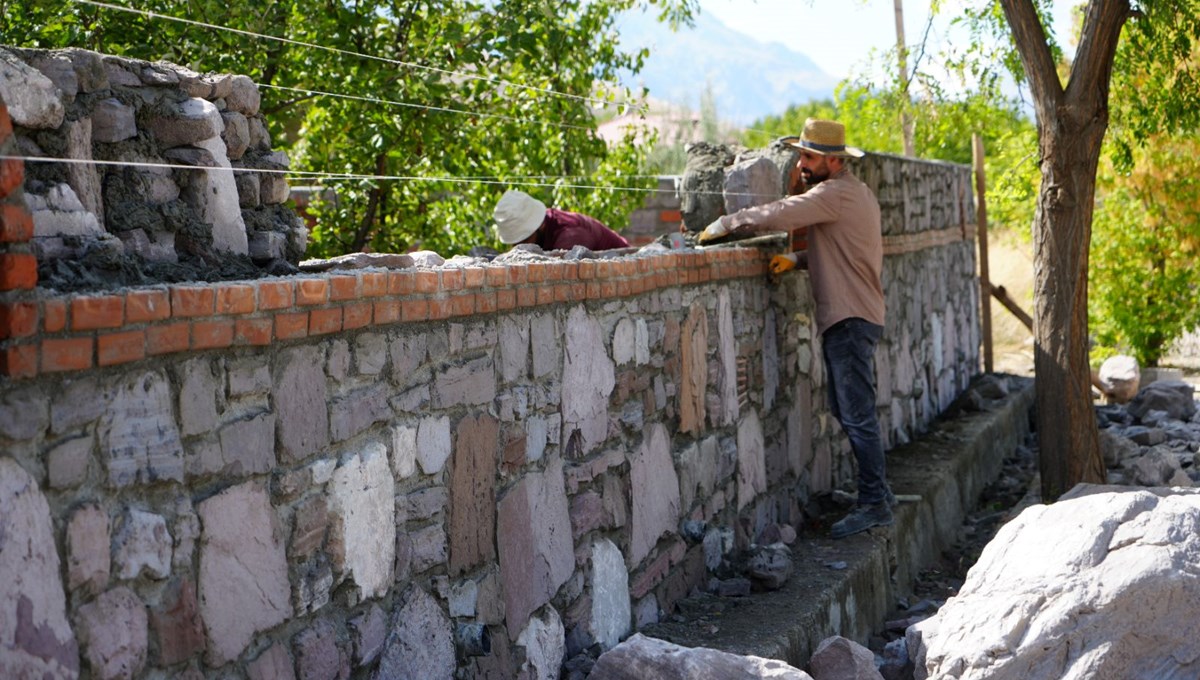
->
xmin=493 ymin=189 xmax=629 ymax=251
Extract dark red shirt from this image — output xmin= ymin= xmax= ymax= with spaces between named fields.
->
xmin=532 ymin=208 xmax=629 ymax=251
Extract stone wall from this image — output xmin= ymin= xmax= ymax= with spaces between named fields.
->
xmin=0 ymin=72 xmax=980 ymax=680
xmin=0 ymin=46 xmax=306 ymax=283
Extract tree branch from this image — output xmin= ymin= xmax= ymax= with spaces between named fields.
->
xmin=1064 ymin=0 xmax=1131 ymax=111
xmin=998 ymin=0 xmax=1064 ymax=124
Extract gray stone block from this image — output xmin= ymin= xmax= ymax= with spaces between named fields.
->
xmin=47 ymin=434 xmax=92 ymax=489
xmin=274 ymin=345 xmax=330 ymax=464
xmin=0 ymin=49 xmax=65 ymax=129
xmin=93 ymin=97 xmax=137 ymax=143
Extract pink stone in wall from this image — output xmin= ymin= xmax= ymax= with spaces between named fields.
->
xmin=77 ymin=586 xmax=147 ymax=680
xmin=0 ymin=458 xmax=80 ymax=679
xmin=197 ymin=481 xmax=291 ymax=666
xmin=497 ymin=458 xmax=574 ymax=638
xmin=629 ymin=423 xmax=681 ymax=566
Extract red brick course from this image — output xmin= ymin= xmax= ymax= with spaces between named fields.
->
xmin=0 ymin=247 xmax=773 ymax=379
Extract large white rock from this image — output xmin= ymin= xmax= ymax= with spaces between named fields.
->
xmin=911 ymin=485 xmax=1200 ymax=680
xmin=328 ymin=442 xmax=396 ymax=600
xmin=591 ymin=633 xmax=813 ymax=679
xmin=717 ymin=289 xmax=740 ymax=426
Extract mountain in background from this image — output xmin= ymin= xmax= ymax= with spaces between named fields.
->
xmin=615 ymin=9 xmax=839 ymax=126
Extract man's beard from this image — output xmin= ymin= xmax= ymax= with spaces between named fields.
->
xmin=801 ymin=168 xmax=830 ymax=185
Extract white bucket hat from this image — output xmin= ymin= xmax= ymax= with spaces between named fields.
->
xmin=493 ymin=190 xmax=547 ymax=244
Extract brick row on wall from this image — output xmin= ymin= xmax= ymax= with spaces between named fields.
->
xmin=0 ymin=101 xmax=36 ymax=293
xmin=0 ymin=249 xmax=769 ymax=380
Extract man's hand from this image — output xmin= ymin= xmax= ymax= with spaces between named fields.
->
xmin=769 ymin=253 xmax=798 ymax=275
xmin=697 ymin=217 xmax=730 ymax=244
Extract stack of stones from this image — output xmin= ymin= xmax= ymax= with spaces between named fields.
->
xmin=0 ymin=47 xmax=307 ymax=284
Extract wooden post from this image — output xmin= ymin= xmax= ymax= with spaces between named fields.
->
xmin=973 ymin=133 xmax=993 ymax=373
xmin=894 ymin=0 xmax=915 ymax=157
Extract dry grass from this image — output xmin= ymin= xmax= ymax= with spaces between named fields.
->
xmin=982 ymin=232 xmax=1035 ymax=376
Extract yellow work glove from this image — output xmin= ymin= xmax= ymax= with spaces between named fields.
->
xmin=697 ymin=217 xmax=730 ymax=244
xmin=769 ymin=253 xmax=798 ymax=275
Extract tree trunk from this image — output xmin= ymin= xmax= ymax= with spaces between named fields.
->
xmin=1032 ymin=115 xmax=1107 ymax=499
xmin=1000 ymin=0 xmax=1130 ymax=500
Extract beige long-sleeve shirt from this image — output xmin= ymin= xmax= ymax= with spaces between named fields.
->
xmin=722 ymin=168 xmax=885 ymax=336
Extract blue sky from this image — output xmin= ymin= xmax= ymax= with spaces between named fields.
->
xmin=699 ymin=0 xmax=1078 ymax=82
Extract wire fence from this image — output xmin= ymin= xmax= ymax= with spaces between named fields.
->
xmin=7 ymin=1 xmax=792 ymax=210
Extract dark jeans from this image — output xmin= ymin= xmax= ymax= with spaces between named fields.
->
xmin=822 ymin=317 xmax=888 ymax=506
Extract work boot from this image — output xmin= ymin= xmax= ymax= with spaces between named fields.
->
xmin=830 ymin=502 xmax=893 ymax=539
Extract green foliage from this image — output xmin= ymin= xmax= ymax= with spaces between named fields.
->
xmin=3 ymin=0 xmax=697 ymax=257
xmin=1089 ymin=138 xmax=1200 ymax=366
xmin=736 ymin=81 xmax=1040 ymax=237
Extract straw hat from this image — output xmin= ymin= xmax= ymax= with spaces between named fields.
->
xmin=493 ymin=190 xmax=547 ymax=244
xmin=785 ymin=118 xmax=864 ymax=158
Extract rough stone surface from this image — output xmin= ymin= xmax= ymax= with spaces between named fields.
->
xmin=498 ymin=458 xmax=575 ymax=636
xmin=1128 ymin=380 xmax=1197 ymax=422
xmin=563 ymin=305 xmax=616 ymax=454
xmin=724 ymin=155 xmax=782 ymax=214
xmin=531 ymin=313 xmax=561 ymax=379
xmin=178 ymin=358 xmax=220 ymax=438
xmin=680 ymin=302 xmax=709 ymax=435
xmin=191 ymin=132 xmax=250 ymax=255
xmin=375 ymin=587 xmax=455 ymax=680
xmin=630 ymin=423 xmax=682 ymax=566
xmin=717 ymin=289 xmax=740 ymax=426
xmin=47 ymin=434 xmax=92 ymax=489
xmin=391 ymin=424 xmax=418 ymax=479
xmin=0 ymin=459 xmax=80 ymax=679
xmin=433 ymin=355 xmax=496 ymax=408
xmin=150 ymin=578 xmax=205 ymax=666
xmin=808 ymin=636 xmax=882 ymax=680
xmin=911 ymin=486 xmax=1200 ymax=680
xmin=247 ymin=642 xmax=296 ymax=680
xmin=112 ymin=507 xmax=172 ymax=580
xmin=517 ymin=605 xmax=566 ymax=680
xmin=67 ymin=503 xmax=110 ymax=596
xmin=93 ymin=97 xmax=137 ymax=142
xmin=98 ymin=371 xmax=185 ymax=487
xmin=275 ymin=346 xmax=330 ymax=463
xmin=349 ymin=604 xmax=387 ymax=667
xmin=328 ymin=442 xmax=395 ymax=600
xmin=590 ymin=538 xmax=632 ymax=651
xmin=737 ymin=410 xmax=767 ymax=510
xmin=293 ymin=618 xmax=349 ymax=680
xmin=417 ymin=415 xmax=453 ymax=474
xmin=217 ymin=411 xmax=277 ymax=475
xmin=590 ymin=633 xmax=813 ymax=679
xmin=77 ymin=586 xmax=147 ymax=680
xmin=449 ymin=414 xmax=498 ymax=575
xmin=0 ymin=49 xmax=65 ymax=128
xmin=197 ymin=482 xmax=291 ymax=666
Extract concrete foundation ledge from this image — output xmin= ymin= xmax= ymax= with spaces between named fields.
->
xmin=642 ymin=376 xmax=1036 ymax=668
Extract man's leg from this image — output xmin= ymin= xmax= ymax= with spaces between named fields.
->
xmin=822 ymin=318 xmax=890 ymax=537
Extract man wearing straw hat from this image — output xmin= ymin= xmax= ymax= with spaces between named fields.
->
xmin=699 ymin=118 xmax=892 ymax=539
xmin=493 ymin=189 xmax=629 ymax=251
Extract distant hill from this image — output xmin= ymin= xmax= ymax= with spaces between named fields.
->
xmin=615 ymin=9 xmax=838 ymax=126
